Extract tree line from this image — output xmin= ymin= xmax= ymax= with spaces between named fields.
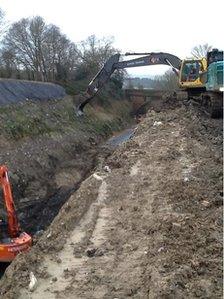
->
xmin=0 ymin=9 xmax=123 ymax=96
xmin=0 ymin=8 xmax=213 ymax=93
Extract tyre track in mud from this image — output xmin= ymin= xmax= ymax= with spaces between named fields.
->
xmin=19 ymin=175 xmax=110 ymax=298
xmin=19 ymin=129 xmax=136 ymax=298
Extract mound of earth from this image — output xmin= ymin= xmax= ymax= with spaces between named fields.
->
xmin=0 ymin=105 xmax=222 ymax=298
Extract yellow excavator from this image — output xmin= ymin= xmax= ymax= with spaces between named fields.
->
xmin=77 ymin=49 xmax=223 ymax=117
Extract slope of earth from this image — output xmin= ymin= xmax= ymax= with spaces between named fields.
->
xmin=0 ymin=105 xmax=222 ymax=298
xmin=0 ymin=96 xmax=132 ymax=235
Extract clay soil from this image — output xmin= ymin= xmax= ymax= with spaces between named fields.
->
xmin=0 ymin=104 xmax=222 ymax=299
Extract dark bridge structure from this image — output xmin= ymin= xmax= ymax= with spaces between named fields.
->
xmin=124 ymin=89 xmax=169 ymax=116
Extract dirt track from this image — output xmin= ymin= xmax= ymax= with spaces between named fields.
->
xmin=0 ymin=104 xmax=223 ymax=298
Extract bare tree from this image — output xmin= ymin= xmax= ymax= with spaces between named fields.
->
xmin=0 ymin=8 xmax=7 ymax=38
xmin=152 ymin=70 xmax=178 ymax=90
xmin=2 ymin=16 xmax=78 ymax=81
xmin=0 ymin=15 xmax=124 ymax=93
xmin=44 ymin=25 xmax=61 ymax=80
xmin=0 ymin=49 xmax=17 ymax=77
xmin=30 ymin=16 xmax=48 ymax=81
xmin=191 ymin=43 xmax=212 ymax=59
xmin=43 ymin=25 xmax=78 ymax=81
xmin=0 ymin=8 xmax=4 ymax=29
xmin=75 ymin=35 xmax=117 ymax=75
xmin=3 ymin=17 xmax=45 ymax=80
xmin=69 ymin=34 xmax=125 ymax=97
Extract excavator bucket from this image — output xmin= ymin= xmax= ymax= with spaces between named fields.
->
xmin=0 ymin=232 xmax=32 ymax=262
xmin=76 ymin=54 xmax=121 ymax=115
xmin=0 ymin=165 xmax=32 ymax=262
xmin=75 ymin=92 xmax=93 ymax=117
xmin=76 ymin=106 xmax=84 ymax=117
xmin=76 ymin=93 xmax=94 ymax=117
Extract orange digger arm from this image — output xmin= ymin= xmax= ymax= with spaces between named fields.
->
xmin=0 ymin=165 xmax=20 ymax=238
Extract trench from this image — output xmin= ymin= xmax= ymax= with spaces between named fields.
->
xmin=105 ymin=127 xmax=135 ymax=148
xmin=19 ymin=127 xmax=135 ymax=235
xmin=0 ymin=126 xmax=135 ymax=277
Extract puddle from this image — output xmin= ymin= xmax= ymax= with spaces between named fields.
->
xmin=106 ymin=127 xmax=135 ymax=148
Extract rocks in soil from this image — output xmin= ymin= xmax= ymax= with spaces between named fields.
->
xmin=86 ymin=247 xmax=105 ymax=257
xmin=28 ymin=272 xmax=38 ymax=292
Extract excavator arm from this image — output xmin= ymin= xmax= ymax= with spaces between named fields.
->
xmin=0 ymin=166 xmax=20 ymax=238
xmin=0 ymin=165 xmax=32 ymax=262
xmin=77 ymin=52 xmax=182 ymax=114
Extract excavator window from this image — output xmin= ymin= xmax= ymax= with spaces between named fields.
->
xmin=207 ymin=50 xmax=223 ymax=66
xmin=181 ymin=61 xmax=202 ymax=82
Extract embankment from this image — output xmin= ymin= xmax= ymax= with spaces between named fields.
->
xmin=0 ymin=103 xmax=222 ymax=298
xmin=0 ymin=79 xmax=65 ymax=105
xmin=0 ymin=95 xmax=133 ymax=235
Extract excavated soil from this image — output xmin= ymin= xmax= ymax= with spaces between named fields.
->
xmin=0 ymin=131 xmax=101 ymax=235
xmin=0 ymin=95 xmax=132 ymax=236
xmin=0 ymin=104 xmax=222 ymax=298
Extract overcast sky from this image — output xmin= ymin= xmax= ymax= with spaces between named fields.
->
xmin=1 ymin=0 xmax=223 ymax=77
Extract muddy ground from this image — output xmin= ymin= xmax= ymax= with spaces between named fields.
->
xmin=0 ymin=131 xmax=99 ymax=234
xmin=0 ymin=102 xmax=223 ymax=298
xmin=0 ymin=96 xmax=132 ymax=235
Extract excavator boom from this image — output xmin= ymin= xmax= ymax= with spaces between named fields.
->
xmin=77 ymin=48 xmax=223 ymax=117
xmin=116 ymin=52 xmax=181 ymax=70
xmin=77 ymin=52 xmax=182 ymax=114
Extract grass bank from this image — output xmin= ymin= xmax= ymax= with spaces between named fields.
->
xmin=0 ymin=96 xmax=132 ymax=141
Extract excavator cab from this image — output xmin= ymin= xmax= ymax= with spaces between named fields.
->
xmin=0 ymin=166 xmax=32 ymax=262
xmin=179 ymin=58 xmax=207 ymax=90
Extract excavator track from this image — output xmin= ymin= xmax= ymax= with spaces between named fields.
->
xmin=202 ymin=92 xmax=223 ymax=118
xmin=187 ymin=90 xmax=223 ymax=118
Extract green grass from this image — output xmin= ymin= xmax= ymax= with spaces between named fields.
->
xmin=0 ymin=96 xmax=132 ymax=141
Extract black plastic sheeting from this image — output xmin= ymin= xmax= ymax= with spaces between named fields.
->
xmin=0 ymin=79 xmax=66 ymax=105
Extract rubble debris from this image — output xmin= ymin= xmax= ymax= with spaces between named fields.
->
xmin=0 ymin=106 xmax=222 ymax=298
xmin=28 ymin=272 xmax=37 ymax=292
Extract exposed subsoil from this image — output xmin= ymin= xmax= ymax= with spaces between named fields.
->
xmin=0 ymin=129 xmax=106 ymax=278
xmin=0 ymin=131 xmax=101 ymax=235
xmin=0 ymin=102 xmax=223 ymax=298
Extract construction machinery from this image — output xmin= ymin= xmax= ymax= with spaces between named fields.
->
xmin=77 ymin=49 xmax=223 ymax=117
xmin=0 ymin=166 xmax=32 ymax=262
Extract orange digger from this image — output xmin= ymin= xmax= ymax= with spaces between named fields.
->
xmin=0 ymin=166 xmax=32 ymax=262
